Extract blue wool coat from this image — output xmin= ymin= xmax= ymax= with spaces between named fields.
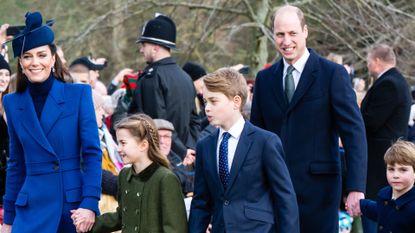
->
xmin=360 ymin=186 xmax=415 ymax=233
xmin=3 ymin=80 xmax=102 ymax=233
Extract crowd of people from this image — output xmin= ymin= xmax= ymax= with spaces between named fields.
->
xmin=0 ymin=4 xmax=415 ymax=233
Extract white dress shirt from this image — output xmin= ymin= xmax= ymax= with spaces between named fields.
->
xmin=283 ymin=49 xmax=310 ymax=90
xmin=216 ymin=116 xmax=245 ymax=173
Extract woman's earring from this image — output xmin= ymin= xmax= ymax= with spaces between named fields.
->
xmin=52 ymin=67 xmax=56 ymax=73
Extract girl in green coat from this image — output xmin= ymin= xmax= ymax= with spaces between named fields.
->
xmin=74 ymin=114 xmax=188 ymax=233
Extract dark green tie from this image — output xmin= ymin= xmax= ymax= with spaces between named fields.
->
xmin=285 ymin=65 xmax=295 ymax=102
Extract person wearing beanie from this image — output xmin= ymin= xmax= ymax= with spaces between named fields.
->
xmin=3 ymin=11 xmax=102 ymax=233
xmin=129 ymin=14 xmax=200 ymax=160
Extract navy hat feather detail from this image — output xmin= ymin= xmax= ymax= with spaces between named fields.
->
xmin=12 ymin=11 xmax=55 ymax=58
xmin=137 ymin=14 xmax=176 ymax=49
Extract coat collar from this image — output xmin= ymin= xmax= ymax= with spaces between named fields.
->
xmin=378 ymin=186 xmax=415 ymax=208
xmin=17 ymin=79 xmax=65 ymax=156
xmin=269 ymin=48 xmax=318 ymax=112
xmin=127 ymin=162 xmax=160 ymax=182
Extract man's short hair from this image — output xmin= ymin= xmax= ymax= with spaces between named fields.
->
xmin=271 ymin=5 xmax=306 ymax=31
xmin=384 ymin=139 xmax=415 ymax=169
xmin=368 ymin=44 xmax=396 ymax=65
xmin=203 ymin=68 xmax=248 ymax=112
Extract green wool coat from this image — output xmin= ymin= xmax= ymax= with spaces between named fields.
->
xmin=92 ymin=162 xmax=188 ymax=233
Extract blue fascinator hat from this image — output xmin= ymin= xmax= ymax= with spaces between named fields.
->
xmin=12 ymin=11 xmax=55 ymax=58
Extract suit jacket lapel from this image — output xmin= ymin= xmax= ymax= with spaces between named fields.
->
xmin=288 ymin=49 xmax=318 ymax=112
xmin=226 ymin=122 xmax=253 ymax=192
xmin=40 ymin=80 xmax=65 ymax=136
xmin=270 ymin=61 xmax=289 ymax=109
xmin=206 ymin=130 xmax=225 ymax=193
xmin=18 ymin=89 xmax=56 ymax=155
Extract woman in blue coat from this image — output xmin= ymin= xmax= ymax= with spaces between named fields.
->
xmin=1 ymin=12 xmax=102 ymax=233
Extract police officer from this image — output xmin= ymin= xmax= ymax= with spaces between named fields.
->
xmin=129 ymin=14 xmax=199 ymax=159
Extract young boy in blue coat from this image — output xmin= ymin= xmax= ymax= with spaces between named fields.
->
xmin=360 ymin=139 xmax=415 ymax=233
xmin=188 ymin=68 xmax=299 ymax=233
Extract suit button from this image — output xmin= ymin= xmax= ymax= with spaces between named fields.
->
xmin=137 ymin=192 xmax=140 ymax=197
xmin=135 ymin=209 xmax=140 ymax=214
xmin=379 ymin=225 xmax=383 ymax=230
xmin=395 ymin=205 xmax=400 ymax=210
xmin=224 ymin=200 xmax=229 ymax=205
xmin=384 ymin=201 xmax=388 ymax=205
xmin=134 ymin=226 xmax=139 ymax=231
xmin=123 ymin=207 xmax=127 ymax=212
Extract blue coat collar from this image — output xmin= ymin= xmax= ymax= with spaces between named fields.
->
xmin=378 ymin=186 xmax=415 ymax=208
xmin=17 ymin=79 xmax=65 ymax=156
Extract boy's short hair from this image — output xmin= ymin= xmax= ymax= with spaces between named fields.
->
xmin=384 ymin=139 xmax=415 ymax=169
xmin=203 ymin=67 xmax=248 ymax=112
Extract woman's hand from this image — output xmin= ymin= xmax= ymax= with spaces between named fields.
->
xmin=71 ymin=208 xmax=95 ymax=233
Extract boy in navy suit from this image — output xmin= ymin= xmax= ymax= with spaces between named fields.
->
xmin=360 ymin=140 xmax=415 ymax=233
xmin=188 ymin=68 xmax=299 ymax=233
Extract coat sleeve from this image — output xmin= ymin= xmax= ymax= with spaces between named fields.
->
xmin=161 ymin=172 xmax=188 ymax=233
xmin=360 ymin=199 xmax=378 ymax=221
xmin=188 ymin=142 xmax=212 ymax=233
xmin=78 ymin=85 xmax=103 ymax=214
xmin=263 ymin=134 xmax=300 ymax=233
xmin=330 ymin=65 xmax=367 ymax=192
xmin=2 ymin=95 xmax=26 ymax=225
xmin=92 ymin=170 xmax=123 ymax=232
xmin=361 ymin=79 xmax=399 ymax=133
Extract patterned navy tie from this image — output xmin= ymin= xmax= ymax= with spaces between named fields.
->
xmin=219 ymin=132 xmax=231 ymax=189
xmin=285 ymin=65 xmax=295 ymax=102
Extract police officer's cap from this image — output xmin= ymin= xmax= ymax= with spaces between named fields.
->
xmin=137 ymin=14 xmax=176 ymax=49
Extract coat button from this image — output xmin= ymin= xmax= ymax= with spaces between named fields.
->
xmin=224 ymin=200 xmax=229 ymax=205
xmin=395 ymin=205 xmax=400 ymax=210
xmin=125 ymin=190 xmax=129 ymax=194
xmin=123 ymin=207 xmax=127 ymax=212
xmin=135 ymin=209 xmax=140 ymax=214
xmin=53 ymin=161 xmax=59 ymax=170
xmin=384 ymin=201 xmax=388 ymax=205
xmin=379 ymin=225 xmax=383 ymax=230
xmin=134 ymin=226 xmax=139 ymax=231
xmin=137 ymin=192 xmax=140 ymax=197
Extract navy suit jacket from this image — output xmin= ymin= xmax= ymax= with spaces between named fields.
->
xmin=250 ymin=49 xmax=367 ymax=233
xmin=189 ymin=121 xmax=299 ymax=233
xmin=3 ymin=81 xmax=102 ymax=232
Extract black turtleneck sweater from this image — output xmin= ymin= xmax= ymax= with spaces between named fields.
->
xmin=28 ymin=75 xmax=54 ymax=119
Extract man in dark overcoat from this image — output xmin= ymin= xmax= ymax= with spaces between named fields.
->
xmin=360 ymin=43 xmax=412 ymax=232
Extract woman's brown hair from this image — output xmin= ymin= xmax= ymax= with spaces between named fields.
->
xmin=15 ymin=43 xmax=69 ymax=92
xmin=115 ymin=114 xmax=169 ymax=168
